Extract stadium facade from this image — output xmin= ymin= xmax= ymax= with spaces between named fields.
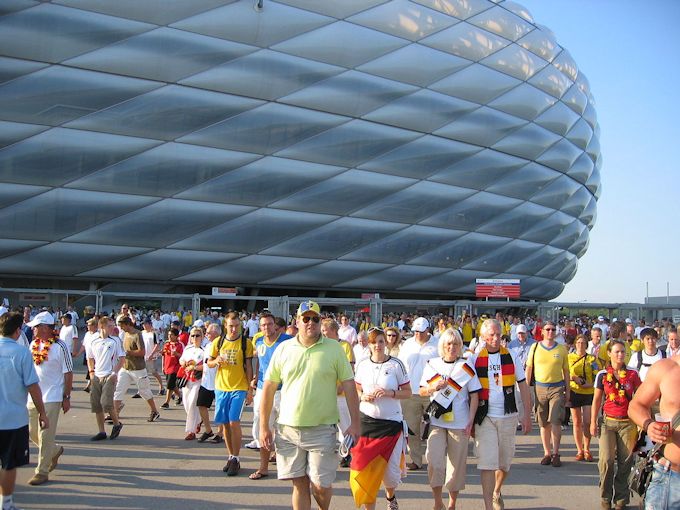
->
xmin=0 ymin=0 xmax=601 ymax=301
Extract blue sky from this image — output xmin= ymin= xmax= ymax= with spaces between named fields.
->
xmin=519 ymin=0 xmax=680 ymax=303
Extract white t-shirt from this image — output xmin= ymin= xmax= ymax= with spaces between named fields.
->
xmin=398 ymin=335 xmax=439 ymax=393
xmin=59 ymin=324 xmax=78 ymax=353
xmin=353 ymin=344 xmax=370 ymax=365
xmin=179 ymin=345 xmax=204 ymax=368
xmin=627 ymin=349 xmax=665 ymax=381
xmin=354 ymin=356 xmax=409 ymax=421
xmin=245 ymin=318 xmax=259 ymax=338
xmin=338 ymin=325 xmax=358 ymax=345
xmin=201 ymin=346 xmax=218 ymax=391
xmin=420 ymin=357 xmax=481 ymax=429
xmin=86 ymin=336 xmax=124 ymax=378
xmin=471 ymin=349 xmax=525 ymax=418
xmin=82 ymin=331 xmax=99 ymax=355
xmin=29 ymin=339 xmax=73 ymax=403
xmin=151 ymin=318 xmax=164 ymax=333
xmin=141 ymin=330 xmax=160 ymax=361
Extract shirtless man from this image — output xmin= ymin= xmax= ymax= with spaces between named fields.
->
xmin=628 ymin=355 xmax=680 ymax=509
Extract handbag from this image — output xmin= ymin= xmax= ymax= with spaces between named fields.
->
xmin=176 ymin=366 xmax=189 ymax=389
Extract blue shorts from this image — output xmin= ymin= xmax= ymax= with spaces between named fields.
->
xmin=214 ymin=390 xmax=246 ymax=424
xmin=645 ymin=462 xmax=680 ymax=510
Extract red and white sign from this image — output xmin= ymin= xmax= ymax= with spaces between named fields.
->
xmin=212 ymin=287 xmax=237 ymax=297
xmin=475 ymin=279 xmax=520 ymax=299
xmin=361 ymin=293 xmax=380 ymax=300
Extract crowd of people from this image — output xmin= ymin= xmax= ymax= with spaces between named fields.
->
xmin=1 ymin=301 xmax=679 ymax=510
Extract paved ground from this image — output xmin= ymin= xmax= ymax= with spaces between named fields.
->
xmin=15 ymin=367 xmax=641 ymax=510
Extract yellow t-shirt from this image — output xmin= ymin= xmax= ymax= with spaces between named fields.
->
xmin=462 ymin=323 xmax=473 ymax=344
xmin=568 ymin=352 xmax=599 ymax=395
xmin=183 ymin=313 xmax=193 ymax=328
xmin=598 ymin=339 xmax=642 ymax=366
xmin=208 ymin=335 xmax=254 ymax=392
xmin=527 ymin=342 xmax=569 ymax=384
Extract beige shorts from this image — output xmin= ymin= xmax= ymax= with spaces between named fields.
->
xmin=275 ymin=424 xmax=338 ymax=488
xmin=535 ymin=385 xmax=566 ymax=427
xmin=475 ymin=416 xmax=517 ymax=472
xmin=426 ymin=426 xmax=468 ymax=491
xmin=90 ymin=374 xmax=117 ymax=414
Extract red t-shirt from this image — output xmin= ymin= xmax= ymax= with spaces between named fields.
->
xmin=594 ymin=367 xmax=642 ymax=419
xmin=162 ymin=341 xmax=183 ymax=375
xmin=178 ymin=331 xmax=189 ymax=346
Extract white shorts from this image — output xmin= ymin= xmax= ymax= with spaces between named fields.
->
xmin=113 ymin=368 xmax=153 ymax=401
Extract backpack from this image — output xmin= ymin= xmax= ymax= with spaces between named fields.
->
xmin=215 ymin=334 xmax=248 ymax=372
xmin=636 ymin=349 xmax=666 ymax=371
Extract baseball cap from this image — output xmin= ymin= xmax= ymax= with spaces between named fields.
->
xmin=27 ymin=311 xmax=55 ymax=327
xmin=598 ymin=315 xmax=605 ymax=321
xmin=193 ymin=319 xmax=205 ymax=328
xmin=517 ymin=324 xmax=527 ymax=334
xmin=625 ymin=318 xmax=633 ymax=324
xmin=412 ymin=317 xmax=429 ymax=333
xmin=297 ymin=301 xmax=320 ymax=316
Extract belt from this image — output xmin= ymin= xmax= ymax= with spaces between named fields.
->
xmin=657 ymin=456 xmax=680 ymax=473
xmin=604 ymin=415 xmax=629 ymax=421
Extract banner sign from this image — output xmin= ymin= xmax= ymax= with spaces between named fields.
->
xmin=212 ymin=287 xmax=237 ymax=297
xmin=475 ymin=279 xmax=520 ymax=299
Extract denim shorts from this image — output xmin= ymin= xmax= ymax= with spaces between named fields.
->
xmin=645 ymin=462 xmax=680 ymax=510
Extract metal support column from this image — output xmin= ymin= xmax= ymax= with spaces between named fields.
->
xmin=192 ymin=293 xmax=200 ymax=322
xmin=369 ymin=298 xmax=382 ymax=327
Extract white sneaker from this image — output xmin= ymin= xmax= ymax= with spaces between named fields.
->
xmin=245 ymin=440 xmax=260 ymax=449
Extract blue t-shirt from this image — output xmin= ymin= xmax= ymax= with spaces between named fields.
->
xmin=255 ymin=333 xmax=291 ymax=389
xmin=0 ymin=337 xmax=39 ymax=430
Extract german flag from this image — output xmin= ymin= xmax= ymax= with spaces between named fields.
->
xmin=349 ymin=414 xmax=403 ymax=507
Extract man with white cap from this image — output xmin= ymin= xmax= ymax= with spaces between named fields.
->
xmin=58 ymin=313 xmax=78 ymax=358
xmin=398 ymin=316 xmax=438 ymax=470
xmin=25 ymin=311 xmax=73 ymax=486
xmin=596 ymin=316 xmax=609 ymax=341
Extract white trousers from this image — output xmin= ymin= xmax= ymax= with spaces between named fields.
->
xmin=182 ymin=380 xmax=202 ymax=433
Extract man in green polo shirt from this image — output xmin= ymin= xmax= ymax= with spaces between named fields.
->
xmin=260 ymin=301 xmax=359 ymax=510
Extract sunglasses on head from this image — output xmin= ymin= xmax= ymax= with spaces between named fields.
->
xmin=301 ymin=316 xmax=320 ymax=324
xmin=368 ymin=327 xmax=384 ymax=333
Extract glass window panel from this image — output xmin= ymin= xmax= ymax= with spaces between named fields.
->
xmin=176 ymin=156 xmax=345 ymax=207
xmin=65 ymin=27 xmax=257 ymax=83
xmin=1 ymin=0 xmax=37 ymax=16
xmin=0 ymin=56 xmax=47 ymax=85
xmin=535 ymin=138 xmax=583 ymax=173
xmin=175 ymin=255 xmax=320 ymax=284
xmin=0 ymin=188 xmax=155 ymax=241
xmin=359 ymin=135 xmax=482 ymax=179
xmin=528 ymin=63 xmax=573 ymax=99
xmin=170 ymin=208 xmax=337 ymax=253
xmin=66 ymin=86 xmax=263 ymax=141
xmin=520 ymin=211 xmax=572 ymax=244
xmin=421 ymin=21 xmax=509 ymax=61
xmin=530 ymin=174 xmax=581 ymax=209
xmin=55 ymin=0 xmax=235 ymax=26
xmin=179 ymin=103 xmax=347 ymax=155
xmin=569 ymin=226 xmax=590 ymax=257
xmin=400 ymin=268 xmax=495 ymax=293
xmin=348 ymin=0 xmax=457 ymax=41
xmin=552 ymin=49 xmax=578 ymax=82
xmin=0 ymin=121 xmax=49 ymax=149
xmin=264 ymin=260 xmax=393 ymax=287
xmin=579 ymin=196 xmax=597 ymax=228
xmin=480 ymin=44 xmax=548 ymax=81
xmin=352 ymin=181 xmax=475 ymax=223
xmin=533 ymin=100 xmax=580 ymax=136
xmin=66 ymin=143 xmax=260 ymax=197
xmin=336 ymin=264 xmax=450 ymax=290
xmin=560 ymin=186 xmax=591 ymax=218
xmin=467 ymin=5 xmax=533 ymax=41
xmin=561 ymin=82 xmax=588 ymax=115
xmin=550 ymin=220 xmax=583 ymax=251
xmin=485 ymin=162 xmax=560 ymax=199
xmin=421 ymin=191 xmax=522 ymax=230
xmin=271 ymin=169 xmax=415 ymax=215
xmin=65 ymin=199 xmax=254 ymax=248
xmin=488 ymin=83 xmax=556 ymax=121
xmin=181 ymin=49 xmax=343 ymax=101
xmin=339 ymin=225 xmax=465 ymax=264
xmin=0 ymin=239 xmax=46 ymax=259
xmin=411 ymin=0 xmax=493 ymax=20
xmin=517 ymin=27 xmax=560 ymax=62
xmin=520 ymin=277 xmax=557 ymax=298
xmin=582 ymin=102 xmax=598 ymax=130
xmin=0 ymin=66 xmax=161 ymax=126
xmin=430 ymin=63 xmax=521 ymax=104
xmin=491 ymin=123 xmax=561 ymax=160
xmin=363 ymin=89 xmax=478 ymax=133
xmin=271 ymin=21 xmax=408 ymax=69
xmin=586 ymin=134 xmax=601 ymax=162
xmin=357 ymin=43 xmax=471 ymax=88
xmin=500 ymin=1 xmax=534 ymax=23
xmin=0 ymin=128 xmax=160 ymax=186
xmin=463 ymin=239 xmax=544 ymax=272
xmin=0 ymin=242 xmax=150 ymax=276
xmin=409 ymin=232 xmax=511 ymax=268
xmin=506 ymin=245 xmax=562 ymax=275
xmin=275 ymin=0 xmax=387 ymax=18
xmin=78 ymin=249 xmax=243 ymax=280
xmin=262 ymin=217 xmax=404 ymax=259
xmin=276 ymin=119 xmax=420 ymax=167
xmin=173 ymin=1 xmax=333 ymax=48
xmin=0 ymin=3 xmax=152 ymax=63
xmin=429 ymin=148 xmax=528 ymax=189
xmin=586 ymin=166 xmax=601 ymax=199
xmin=477 ymin=201 xmax=555 ymax=238
xmin=0 ymin=183 xmax=49 ymax=209
xmin=435 ymin=106 xmax=527 ymax=147
xmin=280 ymin=71 xmax=417 ymax=118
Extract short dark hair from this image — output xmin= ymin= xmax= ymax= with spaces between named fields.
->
xmin=259 ymin=312 xmax=274 ymax=323
xmin=0 ymin=312 xmax=23 ymax=337
xmin=118 ymin=316 xmax=133 ymax=326
xmin=274 ymin=317 xmax=286 ymax=329
xmin=639 ymin=327 xmax=658 ymax=340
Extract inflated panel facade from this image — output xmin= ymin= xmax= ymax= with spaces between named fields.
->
xmin=0 ymin=0 xmax=601 ymax=299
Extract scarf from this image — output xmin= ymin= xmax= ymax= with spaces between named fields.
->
xmin=474 ymin=346 xmax=517 ymax=424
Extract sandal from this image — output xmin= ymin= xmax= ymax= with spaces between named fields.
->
xmin=575 ymin=452 xmax=585 ymax=461
xmin=540 ymin=455 xmax=552 ymax=465
xmin=584 ymin=450 xmax=594 ymax=462
xmin=249 ymin=471 xmax=269 ymax=480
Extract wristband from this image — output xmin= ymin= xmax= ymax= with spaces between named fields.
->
xmin=643 ymin=418 xmax=654 ymax=432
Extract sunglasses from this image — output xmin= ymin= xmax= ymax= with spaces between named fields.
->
xmin=301 ymin=316 xmax=320 ymax=324
xmin=386 ymin=333 xmax=397 ymax=337
xmin=544 ymin=327 xmax=556 ymax=331
xmin=190 ymin=334 xmax=202 ymax=338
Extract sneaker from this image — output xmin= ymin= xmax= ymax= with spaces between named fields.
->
xmin=90 ymin=432 xmax=107 ymax=441
xmin=339 ymin=455 xmax=351 ymax=468
xmin=227 ymin=458 xmax=240 ymax=477
xmin=104 ymin=415 xmax=113 ymax=423
xmin=158 ymin=388 xmax=166 ymax=396
xmin=110 ymin=423 xmax=123 ymax=440
xmin=405 ymin=462 xmax=421 ymax=471
xmin=492 ymin=493 xmax=504 ymax=510
xmin=387 ymin=496 xmax=399 ymax=510
xmin=245 ymin=440 xmax=260 ymax=450
xmin=223 ymin=458 xmax=234 ymax=472
xmin=175 ymin=397 xmax=183 ymax=406
xmin=210 ymin=435 xmax=224 ymax=444
xmin=132 ymin=393 xmax=142 ymax=399
xmin=198 ymin=431 xmax=214 ymax=443
xmin=148 ymin=411 xmax=160 ymax=422
xmin=48 ymin=446 xmax=64 ymax=472
xmin=27 ymin=473 xmax=49 ymax=486
xmin=160 ymin=402 xmax=170 ymax=409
